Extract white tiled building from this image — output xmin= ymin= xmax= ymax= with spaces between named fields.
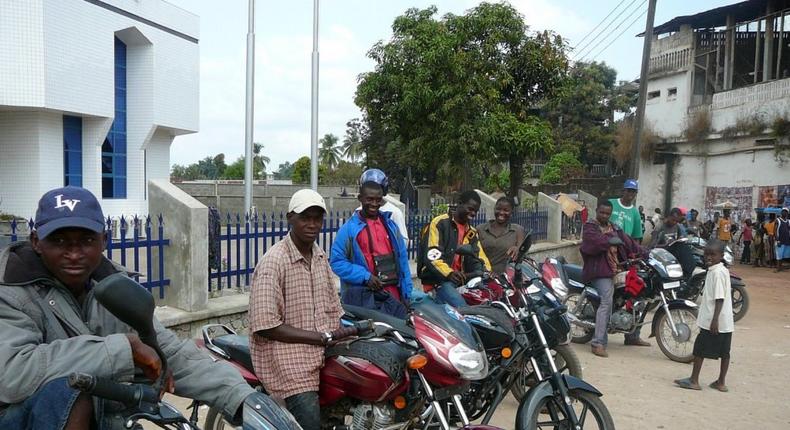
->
xmin=0 ymin=0 xmax=198 ymax=218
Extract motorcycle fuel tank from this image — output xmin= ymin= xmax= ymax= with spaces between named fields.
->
xmin=320 ymin=339 xmax=410 ymax=406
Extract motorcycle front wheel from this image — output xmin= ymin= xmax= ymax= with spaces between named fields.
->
xmin=205 ymin=406 xmax=239 ymax=430
xmin=565 ymin=292 xmax=594 ymax=344
xmin=731 ymin=284 xmax=749 ymax=322
xmin=655 ymin=308 xmax=699 ymax=363
xmin=510 ymin=345 xmax=583 ymax=401
xmin=518 ymin=389 xmax=615 ymax=430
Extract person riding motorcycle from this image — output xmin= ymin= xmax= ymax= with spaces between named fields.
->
xmin=418 ymin=190 xmax=491 ymax=308
xmin=0 ymin=186 xmax=256 ymax=430
xmin=650 ymin=207 xmax=687 ymax=249
xmin=249 ymin=189 xmax=360 ymax=430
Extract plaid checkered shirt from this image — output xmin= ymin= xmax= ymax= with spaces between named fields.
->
xmin=249 ymin=234 xmax=343 ymax=399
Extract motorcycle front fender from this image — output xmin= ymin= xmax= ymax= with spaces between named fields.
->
xmin=649 ymin=299 xmax=698 ymax=338
xmin=515 ymin=375 xmax=602 ymax=428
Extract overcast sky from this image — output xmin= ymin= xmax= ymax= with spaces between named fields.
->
xmin=166 ymin=0 xmax=734 ymax=171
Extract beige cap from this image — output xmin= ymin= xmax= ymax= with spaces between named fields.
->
xmin=288 ymin=189 xmax=327 ymax=214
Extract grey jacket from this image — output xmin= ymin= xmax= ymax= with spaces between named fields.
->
xmin=0 ymin=242 xmax=255 ymax=428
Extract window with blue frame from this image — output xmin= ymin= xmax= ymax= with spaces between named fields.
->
xmin=102 ymin=37 xmax=127 ymax=199
xmin=63 ymin=115 xmax=82 ymax=187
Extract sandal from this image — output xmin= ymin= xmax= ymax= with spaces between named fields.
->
xmin=709 ymin=381 xmax=729 ymax=392
xmin=674 ymin=378 xmax=701 ymax=390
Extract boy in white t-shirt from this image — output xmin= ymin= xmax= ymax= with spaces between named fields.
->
xmin=675 ymin=240 xmax=734 ymax=392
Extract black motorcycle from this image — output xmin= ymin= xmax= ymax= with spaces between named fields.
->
xmin=667 ymin=236 xmax=750 ymax=322
xmin=67 ymin=273 xmax=300 ymax=430
xmin=451 ymin=235 xmax=614 ymax=430
xmin=564 ymin=248 xmax=700 ymax=363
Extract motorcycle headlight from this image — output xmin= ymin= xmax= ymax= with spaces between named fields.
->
xmin=666 ymin=263 xmax=684 ymax=279
xmin=550 ymin=278 xmax=568 ymax=299
xmin=448 ymin=343 xmax=488 ymax=380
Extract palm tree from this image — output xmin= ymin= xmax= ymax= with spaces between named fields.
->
xmin=319 ymin=134 xmax=342 ymax=170
xmin=253 ymin=143 xmax=271 ymax=179
xmin=342 ymin=119 xmax=366 ymax=163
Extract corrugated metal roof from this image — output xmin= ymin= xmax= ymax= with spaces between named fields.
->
xmin=643 ymin=0 xmax=788 ymax=36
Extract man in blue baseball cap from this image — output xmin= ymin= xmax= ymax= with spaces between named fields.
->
xmin=0 ymin=186 xmax=256 ymax=429
xmin=608 ymin=179 xmax=650 ymax=347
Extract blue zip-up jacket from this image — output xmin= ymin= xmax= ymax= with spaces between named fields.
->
xmin=330 ymin=211 xmax=413 ymax=301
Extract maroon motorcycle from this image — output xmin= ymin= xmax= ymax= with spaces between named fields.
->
xmin=197 ymin=300 xmax=497 ymax=430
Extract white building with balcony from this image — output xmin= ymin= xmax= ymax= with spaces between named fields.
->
xmin=0 ymin=0 xmax=199 ymax=218
xmin=637 ymin=0 xmax=790 ymax=223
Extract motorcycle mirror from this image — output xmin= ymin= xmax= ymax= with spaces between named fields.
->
xmin=94 ymin=273 xmax=158 ymax=348
xmin=516 ymin=230 xmax=533 ymax=260
xmin=455 ymin=244 xmax=478 ymax=257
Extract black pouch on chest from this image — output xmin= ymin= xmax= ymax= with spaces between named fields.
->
xmin=365 ymin=222 xmax=399 ymax=286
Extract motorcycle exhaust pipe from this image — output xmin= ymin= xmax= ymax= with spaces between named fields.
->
xmin=566 ymin=312 xmax=595 ymax=330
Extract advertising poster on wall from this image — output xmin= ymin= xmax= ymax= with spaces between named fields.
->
xmin=779 ymin=185 xmax=790 ymax=208
xmin=703 ymin=186 xmax=754 ymax=223
xmin=758 ymin=185 xmax=790 ymax=209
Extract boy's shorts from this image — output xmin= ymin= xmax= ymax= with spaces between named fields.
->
xmin=0 ymin=377 xmax=82 ymax=430
xmin=693 ymin=329 xmax=732 ymax=359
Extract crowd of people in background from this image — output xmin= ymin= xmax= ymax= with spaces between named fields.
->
xmin=642 ymin=204 xmax=790 ymax=272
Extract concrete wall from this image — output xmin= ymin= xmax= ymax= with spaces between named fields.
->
xmin=645 ymin=71 xmax=693 ymax=138
xmin=537 ymin=193 xmax=562 ymax=243
xmin=149 ymin=179 xmax=208 ymax=312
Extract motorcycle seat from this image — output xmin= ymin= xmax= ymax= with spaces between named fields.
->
xmin=342 ymin=304 xmax=416 ymax=338
xmin=212 ymin=334 xmax=255 ymax=374
xmin=563 ymin=264 xmax=583 ymax=284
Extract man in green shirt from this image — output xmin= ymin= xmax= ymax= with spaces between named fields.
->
xmin=608 ymin=178 xmax=650 ymax=347
xmin=609 ymin=179 xmax=643 ymax=241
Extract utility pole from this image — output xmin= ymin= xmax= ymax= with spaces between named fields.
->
xmin=243 ymin=0 xmax=256 ymax=213
xmin=630 ymin=0 xmax=657 ymax=179
xmin=310 ymin=0 xmax=320 ymax=191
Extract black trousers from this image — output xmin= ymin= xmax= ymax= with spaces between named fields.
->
xmin=285 ymin=391 xmax=320 ymax=430
xmin=741 ymin=241 xmax=751 ymax=263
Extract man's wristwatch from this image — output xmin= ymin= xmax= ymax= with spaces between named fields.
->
xmin=321 ymin=332 xmax=333 ymax=345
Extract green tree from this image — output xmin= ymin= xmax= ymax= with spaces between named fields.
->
xmin=220 ymin=144 xmax=270 ymax=180
xmin=355 ymin=3 xmax=567 ymax=196
xmin=342 ymin=119 xmax=367 ymax=163
xmin=292 ymin=156 xmax=311 ymax=184
xmin=319 ymin=134 xmax=342 ymax=171
xmin=323 ymin=160 xmax=363 ymax=185
xmin=539 ymin=151 xmax=584 ymax=184
xmin=546 ymin=61 xmax=637 ymax=165
xmin=274 ymin=161 xmax=295 ymax=180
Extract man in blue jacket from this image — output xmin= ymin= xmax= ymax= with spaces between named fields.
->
xmin=331 ymin=181 xmax=412 ymax=317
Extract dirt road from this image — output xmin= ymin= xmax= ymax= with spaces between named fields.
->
xmin=148 ymin=264 xmax=790 ymax=430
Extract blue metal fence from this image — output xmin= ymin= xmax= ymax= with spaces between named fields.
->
xmin=5 ymin=216 xmax=170 ymax=297
xmin=208 ymin=211 xmax=354 ymax=291
xmin=208 ymin=207 xmax=550 ymax=292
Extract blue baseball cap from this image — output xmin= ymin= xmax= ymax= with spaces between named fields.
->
xmin=623 ymin=179 xmax=639 ymax=191
xmin=34 ymin=186 xmax=105 ymax=240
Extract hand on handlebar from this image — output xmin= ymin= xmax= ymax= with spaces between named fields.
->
xmin=126 ymin=334 xmax=174 ymax=397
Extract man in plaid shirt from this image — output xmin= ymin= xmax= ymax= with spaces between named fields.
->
xmin=249 ymin=189 xmax=355 ymax=430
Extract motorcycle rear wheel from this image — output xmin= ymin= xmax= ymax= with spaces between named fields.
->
xmin=518 ymin=389 xmax=615 ymax=430
xmin=655 ymin=308 xmax=698 ymax=363
xmin=566 ymin=292 xmax=594 ymax=344
xmin=731 ymin=284 xmax=749 ymax=322
xmin=510 ymin=345 xmax=583 ymax=401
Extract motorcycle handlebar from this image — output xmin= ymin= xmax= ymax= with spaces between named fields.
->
xmin=68 ymin=373 xmax=159 ymax=406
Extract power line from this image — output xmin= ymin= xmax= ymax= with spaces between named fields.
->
xmin=574 ymin=0 xmax=643 ymax=60
xmin=572 ymin=0 xmax=629 ymax=49
xmin=585 ymin=8 xmax=649 ymax=62
xmin=577 ymin=0 xmax=647 ymax=62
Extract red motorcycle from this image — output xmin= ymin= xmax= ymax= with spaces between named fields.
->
xmin=197 ymin=300 xmax=496 ymax=430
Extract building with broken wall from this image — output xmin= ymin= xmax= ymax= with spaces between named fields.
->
xmin=637 ymin=0 xmax=790 ymax=224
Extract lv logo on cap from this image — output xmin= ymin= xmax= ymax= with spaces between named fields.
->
xmin=54 ymin=195 xmax=80 ymax=211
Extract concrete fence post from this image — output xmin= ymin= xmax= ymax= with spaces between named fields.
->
xmin=538 ymin=192 xmax=562 ymax=243
xmin=578 ymin=190 xmax=597 ymax=213
xmin=149 ymin=179 xmax=209 ymax=312
xmin=474 ymin=189 xmax=496 ymax=221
